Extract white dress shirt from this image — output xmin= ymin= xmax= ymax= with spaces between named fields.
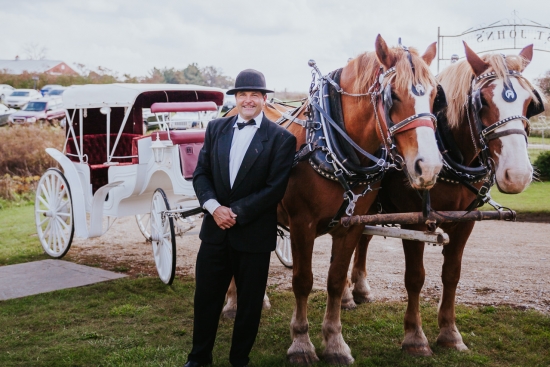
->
xmin=203 ymin=112 xmax=263 ymax=215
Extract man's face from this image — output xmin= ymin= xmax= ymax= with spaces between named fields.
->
xmin=235 ymin=90 xmax=266 ymax=120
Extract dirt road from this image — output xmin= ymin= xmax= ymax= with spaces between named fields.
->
xmin=70 ymin=217 xmax=550 ymax=313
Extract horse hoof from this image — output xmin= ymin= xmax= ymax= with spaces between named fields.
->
xmin=340 ymin=299 xmax=357 ymax=310
xmin=402 ymin=344 xmax=433 ymax=356
xmin=287 ymin=351 xmax=319 ymax=365
xmin=437 ymin=340 xmax=469 ymax=351
xmin=323 ymin=352 xmax=355 ymax=365
xmin=222 ymin=309 xmax=236 ymax=320
xmin=352 ymin=292 xmax=374 ymax=304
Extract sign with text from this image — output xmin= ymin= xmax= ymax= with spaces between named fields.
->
xmin=438 ymin=24 xmax=550 ymax=72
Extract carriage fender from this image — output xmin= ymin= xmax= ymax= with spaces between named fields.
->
xmin=45 ymin=148 xmax=89 ymax=239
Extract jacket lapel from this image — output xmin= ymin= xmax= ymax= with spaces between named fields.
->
xmin=218 ymin=116 xmax=236 ymax=192
xmin=231 ymin=116 xmax=270 ymax=192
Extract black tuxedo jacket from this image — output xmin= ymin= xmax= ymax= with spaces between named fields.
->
xmin=193 ymin=114 xmax=296 ymax=253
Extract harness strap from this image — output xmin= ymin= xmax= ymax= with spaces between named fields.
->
xmin=311 ymin=101 xmax=385 ymax=166
xmin=388 ymin=114 xmax=437 ymax=135
xmin=481 ymin=115 xmax=530 ymax=138
xmin=293 ymin=141 xmax=320 ymax=167
xmin=484 ymin=128 xmax=528 ymax=142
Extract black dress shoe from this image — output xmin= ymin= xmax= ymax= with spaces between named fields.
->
xmin=184 ymin=361 xmax=211 ymax=367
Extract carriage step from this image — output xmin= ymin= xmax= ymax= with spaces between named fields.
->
xmin=362 ymin=225 xmax=450 ymax=245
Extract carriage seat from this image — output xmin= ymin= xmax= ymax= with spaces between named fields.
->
xmin=152 ymin=130 xmax=205 ymax=180
xmin=66 ymin=133 xmax=140 ymax=193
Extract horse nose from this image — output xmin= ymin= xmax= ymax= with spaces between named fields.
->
xmin=414 ymin=158 xmax=423 ymax=176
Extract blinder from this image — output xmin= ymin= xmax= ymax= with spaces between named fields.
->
xmin=526 ymin=89 xmax=545 ymax=119
xmin=433 ymin=84 xmax=447 ymax=115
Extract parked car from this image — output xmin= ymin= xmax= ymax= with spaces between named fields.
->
xmin=48 ymin=88 xmax=66 ymax=97
xmin=169 ymin=110 xmax=218 ymax=129
xmin=221 ymin=94 xmax=236 ymax=112
xmin=8 ymin=97 xmax=65 ymax=126
xmin=40 ymin=84 xmax=63 ymax=96
xmin=0 ymin=103 xmax=16 ymax=127
xmin=0 ymin=84 xmax=15 ymax=103
xmin=5 ymin=89 xmax=42 ymax=108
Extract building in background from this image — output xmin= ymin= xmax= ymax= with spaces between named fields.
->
xmin=0 ymin=58 xmax=78 ymax=76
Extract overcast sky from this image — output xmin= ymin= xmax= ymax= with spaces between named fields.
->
xmin=2 ymin=0 xmax=550 ymax=91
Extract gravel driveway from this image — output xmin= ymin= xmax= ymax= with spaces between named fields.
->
xmin=70 ymin=217 xmax=550 ymax=313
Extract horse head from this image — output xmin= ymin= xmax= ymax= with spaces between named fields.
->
xmin=342 ymin=35 xmax=443 ymax=190
xmin=462 ymin=43 xmax=543 ymax=193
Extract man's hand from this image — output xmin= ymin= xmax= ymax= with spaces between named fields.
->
xmin=212 ymin=206 xmax=237 ymax=229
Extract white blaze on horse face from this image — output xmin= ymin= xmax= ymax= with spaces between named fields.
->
xmin=490 ymin=78 xmax=533 ymax=193
xmin=405 ymin=85 xmax=442 ymax=189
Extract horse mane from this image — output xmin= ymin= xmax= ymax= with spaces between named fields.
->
xmin=349 ymin=46 xmax=437 ymax=101
xmin=437 ymin=53 xmax=545 ymax=129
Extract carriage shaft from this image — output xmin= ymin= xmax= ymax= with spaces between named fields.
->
xmin=362 ymin=225 xmax=449 ymax=245
xmin=342 ymin=210 xmax=516 ymax=227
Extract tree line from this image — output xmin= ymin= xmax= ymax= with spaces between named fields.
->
xmin=0 ymin=63 xmax=234 ymax=90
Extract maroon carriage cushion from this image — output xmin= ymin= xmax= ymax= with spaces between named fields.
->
xmin=153 ymin=130 xmax=206 ymax=145
xmin=150 ymin=102 xmax=218 ymax=113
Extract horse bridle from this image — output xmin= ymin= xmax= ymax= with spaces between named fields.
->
xmin=470 ymin=69 xmax=544 ymax=150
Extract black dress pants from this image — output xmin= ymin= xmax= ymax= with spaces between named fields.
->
xmin=187 ymin=237 xmax=271 ymax=367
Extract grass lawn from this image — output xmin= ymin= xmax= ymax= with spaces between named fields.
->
xmin=483 ymin=181 xmax=550 ymax=217
xmin=0 ymin=201 xmax=49 ymax=266
xmin=1 ymin=190 xmax=549 ymax=366
xmin=0 ymin=277 xmax=549 ymax=367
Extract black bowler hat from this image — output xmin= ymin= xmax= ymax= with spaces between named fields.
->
xmin=226 ymin=69 xmax=274 ymax=95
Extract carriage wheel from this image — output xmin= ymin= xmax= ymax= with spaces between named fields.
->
xmin=150 ymin=188 xmax=176 ymax=285
xmin=275 ymin=225 xmax=292 ymax=268
xmin=135 ymin=213 xmax=152 ymax=240
xmin=35 ymin=168 xmax=74 ymax=258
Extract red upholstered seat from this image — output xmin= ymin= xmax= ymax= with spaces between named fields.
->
xmin=66 ymin=133 xmax=140 ymax=193
xmin=153 ymin=130 xmax=205 ymax=145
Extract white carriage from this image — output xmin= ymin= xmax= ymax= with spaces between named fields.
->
xmin=35 ymin=83 xmax=292 ymax=287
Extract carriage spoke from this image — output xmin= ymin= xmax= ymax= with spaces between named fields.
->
xmin=38 ymin=195 xmax=50 ymax=210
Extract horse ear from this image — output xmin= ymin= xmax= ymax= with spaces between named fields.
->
xmin=375 ymin=34 xmax=395 ymax=69
xmin=464 ymin=41 xmax=489 ymax=76
xmin=421 ymin=42 xmax=437 ymax=66
xmin=519 ymin=44 xmax=533 ymax=70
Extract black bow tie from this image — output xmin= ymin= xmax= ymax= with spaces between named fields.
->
xmin=236 ymin=119 xmax=256 ymax=130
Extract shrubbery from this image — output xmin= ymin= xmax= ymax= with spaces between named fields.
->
xmin=534 ymin=150 xmax=550 ymax=180
xmin=0 ymin=125 xmax=64 ymax=200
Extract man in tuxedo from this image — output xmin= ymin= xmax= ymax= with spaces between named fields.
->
xmin=185 ymin=69 xmax=296 ymax=367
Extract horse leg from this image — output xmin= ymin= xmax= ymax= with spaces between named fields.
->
xmin=287 ymin=227 xmax=319 ymax=365
xmin=322 ymin=230 xmax=363 ymax=365
xmin=222 ymin=277 xmax=238 ymax=319
xmin=351 ymin=234 xmax=374 ymax=304
xmin=223 ymin=278 xmax=271 ymax=320
xmin=340 ymin=277 xmax=356 ymax=310
xmin=401 ymin=239 xmax=433 ymax=356
xmin=436 ymin=223 xmax=474 ymax=351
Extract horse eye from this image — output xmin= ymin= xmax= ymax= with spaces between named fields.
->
xmin=480 ymin=96 xmax=489 ymax=106
xmin=391 ymin=92 xmax=400 ymax=102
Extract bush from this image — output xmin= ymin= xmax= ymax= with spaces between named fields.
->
xmin=534 ymin=150 xmax=550 ymax=180
xmin=0 ymin=125 xmax=64 ymax=200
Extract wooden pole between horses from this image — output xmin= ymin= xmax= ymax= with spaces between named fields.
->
xmin=341 ymin=210 xmax=516 ymax=227
xmin=363 ymin=225 xmax=450 ymax=245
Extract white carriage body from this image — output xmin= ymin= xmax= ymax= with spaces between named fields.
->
xmin=48 ymin=83 xmax=224 ymax=240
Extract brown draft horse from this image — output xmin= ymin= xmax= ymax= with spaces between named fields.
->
xmin=282 ymin=36 xmax=443 ymax=365
xmin=223 ymin=35 xmax=444 ymax=364
xmin=348 ymin=43 xmax=543 ymax=356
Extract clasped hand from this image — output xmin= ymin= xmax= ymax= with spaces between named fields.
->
xmin=213 ymin=206 xmax=237 ymax=229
